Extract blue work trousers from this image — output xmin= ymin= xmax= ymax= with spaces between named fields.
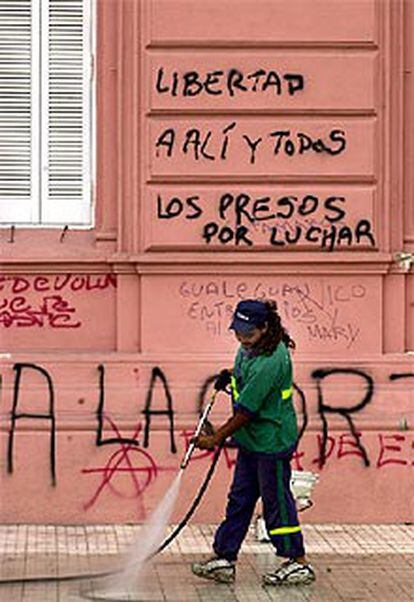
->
xmin=213 ymin=447 xmax=305 ymax=561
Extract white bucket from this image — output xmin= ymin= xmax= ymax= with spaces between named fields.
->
xmin=255 ymin=470 xmax=319 ymax=542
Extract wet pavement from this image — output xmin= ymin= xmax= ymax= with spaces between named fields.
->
xmin=0 ymin=523 xmax=413 ymax=601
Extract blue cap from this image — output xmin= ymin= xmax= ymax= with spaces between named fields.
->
xmin=229 ymin=300 xmax=269 ymax=334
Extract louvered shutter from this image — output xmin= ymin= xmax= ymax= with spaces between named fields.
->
xmin=41 ymin=0 xmax=92 ymax=225
xmin=0 ymin=0 xmax=92 ymax=226
xmin=0 ymin=0 xmax=36 ymax=223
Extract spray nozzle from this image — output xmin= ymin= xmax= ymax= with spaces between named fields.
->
xmin=180 ymin=391 xmax=217 ymax=470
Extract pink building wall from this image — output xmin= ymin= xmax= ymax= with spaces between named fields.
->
xmin=0 ymin=0 xmax=413 ymax=524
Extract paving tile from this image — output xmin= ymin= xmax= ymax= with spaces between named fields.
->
xmin=0 ymin=583 xmax=24 ymax=602
xmin=0 ymin=525 xmax=413 ymax=601
xmin=21 ymin=580 xmax=59 ymax=601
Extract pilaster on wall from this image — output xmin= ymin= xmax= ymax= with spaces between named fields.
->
xmin=381 ymin=0 xmax=406 ymax=352
xmin=404 ymin=0 xmax=414 ymax=251
xmin=94 ymin=0 xmax=119 ymax=249
xmin=114 ymin=267 xmax=140 ymax=353
xmin=115 ymin=0 xmax=141 ymax=255
xmin=95 ymin=0 xmax=142 ymax=255
xmin=382 ymin=0 xmax=404 ymax=255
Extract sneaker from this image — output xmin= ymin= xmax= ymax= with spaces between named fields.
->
xmin=191 ymin=556 xmax=236 ymax=583
xmin=262 ymin=559 xmax=315 ymax=586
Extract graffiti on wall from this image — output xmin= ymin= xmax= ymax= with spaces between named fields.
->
xmin=2 ymin=363 xmax=413 ymax=509
xmin=82 ymin=420 xmax=160 ymax=511
xmin=155 ymin=190 xmax=376 ymax=251
xmin=155 ymin=124 xmax=346 ymax=163
xmin=151 ymin=62 xmax=376 ymax=251
xmin=179 ymin=279 xmax=368 ymax=348
xmin=0 ymin=275 xmax=117 ymax=329
xmin=155 ymin=67 xmax=305 ymax=98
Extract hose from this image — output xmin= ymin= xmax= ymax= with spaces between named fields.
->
xmin=0 ymin=445 xmax=223 ymax=585
xmin=152 ymin=443 xmax=223 ymax=557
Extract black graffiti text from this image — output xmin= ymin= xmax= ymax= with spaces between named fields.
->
xmin=269 ymin=219 xmax=375 ymax=251
xmin=312 ymin=368 xmax=374 ymax=468
xmin=2 ymin=363 xmax=413 ymax=484
xmin=157 ymin=194 xmax=203 ymax=220
xmin=155 ymin=124 xmax=346 ymax=163
xmin=155 ymin=67 xmax=304 ymax=98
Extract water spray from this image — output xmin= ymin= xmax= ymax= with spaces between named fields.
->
xmin=0 ymin=390 xmax=223 ymax=590
xmin=81 ymin=390 xmax=222 ymax=600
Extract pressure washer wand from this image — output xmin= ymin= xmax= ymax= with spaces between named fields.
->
xmin=180 ymin=390 xmax=218 ymax=470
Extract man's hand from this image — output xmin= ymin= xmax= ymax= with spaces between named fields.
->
xmin=192 ymin=433 xmax=219 ymax=450
xmin=191 ymin=410 xmax=251 ymax=451
xmin=214 ymin=369 xmax=232 ymax=392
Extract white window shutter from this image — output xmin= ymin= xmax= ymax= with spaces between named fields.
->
xmin=0 ymin=0 xmax=38 ymax=223
xmin=0 ymin=0 xmax=92 ymax=226
xmin=41 ymin=0 xmax=92 ymax=225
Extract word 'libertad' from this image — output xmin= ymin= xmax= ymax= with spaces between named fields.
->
xmin=155 ymin=67 xmax=305 ymax=97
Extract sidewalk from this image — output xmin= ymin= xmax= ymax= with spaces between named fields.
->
xmin=0 ymin=524 xmax=413 ymax=601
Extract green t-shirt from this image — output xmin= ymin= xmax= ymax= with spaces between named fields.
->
xmin=231 ymin=341 xmax=298 ymax=454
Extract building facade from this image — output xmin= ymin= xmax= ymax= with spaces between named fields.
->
xmin=0 ymin=0 xmax=413 ymax=524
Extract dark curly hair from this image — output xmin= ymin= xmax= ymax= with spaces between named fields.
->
xmin=253 ymin=299 xmax=296 ymax=355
